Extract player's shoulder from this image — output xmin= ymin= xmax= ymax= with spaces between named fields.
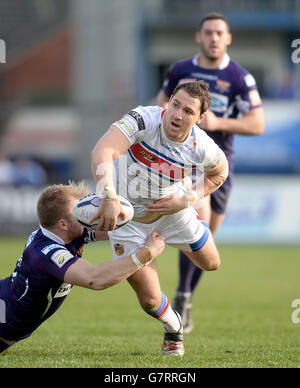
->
xmin=193 ymin=124 xmax=209 ymax=138
xmin=228 ymin=59 xmax=256 ymax=85
xmin=227 ymin=58 xmax=250 ymax=76
xmin=127 ymin=105 xmax=163 ymax=126
xmin=132 ymin=104 xmax=163 ymax=115
xmin=170 ymin=56 xmax=195 ymax=71
xmin=24 ymin=228 xmax=69 ymax=262
xmin=175 ymin=56 xmax=194 ymax=66
xmin=192 ymin=125 xmax=217 ymax=148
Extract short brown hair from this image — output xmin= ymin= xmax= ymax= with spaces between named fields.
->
xmin=37 ymin=181 xmax=89 ymax=228
xmin=198 ymin=12 xmax=230 ymax=32
xmin=173 ymin=81 xmax=211 ymax=115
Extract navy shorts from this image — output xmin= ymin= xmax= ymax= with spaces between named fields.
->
xmin=210 ymin=172 xmax=232 ymax=214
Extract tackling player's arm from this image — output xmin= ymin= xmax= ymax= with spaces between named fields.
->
xmin=90 ymin=125 xmax=130 ymax=231
xmin=64 ymin=231 xmax=165 ymax=290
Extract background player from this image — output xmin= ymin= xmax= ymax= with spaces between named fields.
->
xmin=156 ymin=12 xmax=265 ymax=333
xmin=90 ymin=81 xmax=229 ymax=356
xmin=0 ymin=182 xmax=165 ymax=353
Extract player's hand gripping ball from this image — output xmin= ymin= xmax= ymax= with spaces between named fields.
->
xmin=72 ymin=193 xmax=134 ymax=231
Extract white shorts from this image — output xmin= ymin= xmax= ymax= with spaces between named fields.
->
xmin=108 ymin=207 xmax=210 ymax=259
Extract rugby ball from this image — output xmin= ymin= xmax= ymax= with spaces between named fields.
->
xmin=72 ymin=193 xmax=134 ymax=231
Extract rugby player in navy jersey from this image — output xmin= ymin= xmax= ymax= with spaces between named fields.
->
xmin=156 ymin=12 xmax=265 ymax=333
xmin=0 ymin=182 xmax=165 ymax=353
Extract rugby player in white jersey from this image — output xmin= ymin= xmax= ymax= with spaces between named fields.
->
xmin=90 ymin=81 xmax=229 ymax=356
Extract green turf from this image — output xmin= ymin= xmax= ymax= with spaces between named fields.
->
xmin=0 ymin=237 xmax=300 ymax=368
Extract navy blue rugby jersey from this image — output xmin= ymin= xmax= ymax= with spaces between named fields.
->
xmin=0 ymin=227 xmax=95 ymax=341
xmin=162 ymin=53 xmax=262 ymax=162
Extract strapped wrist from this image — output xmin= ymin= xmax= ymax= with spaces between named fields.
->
xmin=103 ymin=197 xmax=120 ymax=204
xmin=184 ymin=190 xmax=198 ymax=208
xmin=144 ymin=245 xmax=153 ymax=260
xmin=102 ymin=186 xmax=117 ymax=200
xmin=131 ymin=253 xmax=144 ymax=269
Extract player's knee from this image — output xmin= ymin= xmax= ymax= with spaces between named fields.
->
xmin=203 ymin=258 xmax=221 ymax=271
xmin=200 ymin=253 xmax=221 ymax=271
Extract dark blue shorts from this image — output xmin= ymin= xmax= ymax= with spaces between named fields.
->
xmin=210 ymin=173 xmax=232 ymax=214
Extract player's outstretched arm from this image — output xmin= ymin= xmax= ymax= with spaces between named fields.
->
xmin=64 ymin=231 xmax=165 ymax=290
xmin=90 ymin=125 xmax=130 ymax=231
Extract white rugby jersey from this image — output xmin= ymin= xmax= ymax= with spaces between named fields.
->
xmin=113 ymin=105 xmax=222 ymax=218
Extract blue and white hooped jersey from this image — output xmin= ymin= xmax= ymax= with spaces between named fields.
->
xmin=113 ymin=105 xmax=222 ymax=218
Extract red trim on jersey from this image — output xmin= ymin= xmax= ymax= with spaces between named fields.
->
xmin=161 ymin=109 xmax=167 ymax=119
xmin=130 ymin=142 xmax=185 ymax=180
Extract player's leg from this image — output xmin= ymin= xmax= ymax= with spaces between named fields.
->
xmin=183 ymin=231 xmax=220 ymax=271
xmin=174 ymin=179 xmax=231 ymax=333
xmin=108 ymin=221 xmax=184 ymax=356
xmin=176 ymin=196 xmax=211 ymax=292
xmin=210 ymin=209 xmax=226 ymax=235
xmin=173 ymin=196 xmax=211 ymax=333
xmin=127 ymin=261 xmax=184 ymax=356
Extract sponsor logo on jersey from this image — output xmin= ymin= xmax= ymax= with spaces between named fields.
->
xmin=248 ymin=89 xmax=262 ymax=107
xmin=50 ymin=249 xmax=74 ymax=268
xmin=244 ymin=74 xmax=256 ymax=87
xmin=140 ymin=151 xmax=157 ymax=162
xmin=160 ymin=140 xmax=181 ymax=156
xmin=42 ymin=244 xmax=63 ymax=255
xmin=25 ymin=230 xmax=38 ymax=248
xmin=114 ymin=243 xmax=124 ymax=256
xmin=210 ymin=92 xmax=229 ymax=113
xmin=54 ymin=282 xmax=73 ymax=298
xmin=130 ymin=142 xmax=185 ymax=180
xmin=191 ymin=72 xmax=218 ymax=81
xmin=216 ymin=79 xmax=231 ymax=93
xmin=178 ymin=78 xmax=196 ymax=85
xmin=127 ymin=110 xmax=146 ymax=131
xmin=117 ymin=119 xmax=134 ymax=136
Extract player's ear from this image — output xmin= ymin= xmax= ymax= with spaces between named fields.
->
xmin=226 ymin=32 xmax=232 ymax=46
xmin=57 ymin=218 xmax=68 ymax=231
xmin=195 ymin=31 xmax=201 ymax=44
xmin=197 ymin=111 xmax=206 ymax=124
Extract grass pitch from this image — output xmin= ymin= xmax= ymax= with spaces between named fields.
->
xmin=0 ymin=236 xmax=299 ymax=368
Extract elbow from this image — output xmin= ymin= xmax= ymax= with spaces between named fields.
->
xmin=255 ymin=124 xmax=264 ymax=135
xmin=252 ymin=119 xmax=265 ymax=136
xmin=88 ymin=276 xmax=120 ymax=291
xmin=89 ymin=280 xmax=112 ymax=291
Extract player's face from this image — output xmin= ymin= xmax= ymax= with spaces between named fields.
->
xmin=163 ymin=89 xmax=204 ymax=142
xmin=196 ymin=19 xmax=232 ymax=61
xmin=64 ymin=197 xmax=84 ymax=241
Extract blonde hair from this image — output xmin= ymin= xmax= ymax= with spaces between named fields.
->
xmin=37 ymin=181 xmax=89 ymax=228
